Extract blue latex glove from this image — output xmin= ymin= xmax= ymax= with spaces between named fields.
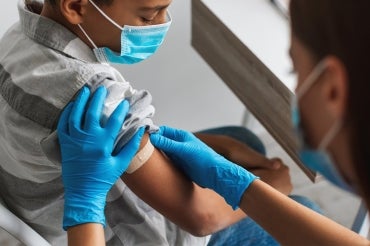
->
xmin=57 ymin=86 xmax=145 ymax=230
xmin=150 ymin=126 xmax=258 ymax=210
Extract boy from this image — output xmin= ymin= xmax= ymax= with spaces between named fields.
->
xmin=0 ymin=0 xmax=294 ymax=245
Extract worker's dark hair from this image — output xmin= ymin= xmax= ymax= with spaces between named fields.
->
xmin=290 ymin=0 xmax=370 ymax=205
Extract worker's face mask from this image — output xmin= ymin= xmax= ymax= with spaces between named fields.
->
xmin=78 ymin=0 xmax=172 ymax=64
xmin=291 ymin=60 xmax=354 ymax=193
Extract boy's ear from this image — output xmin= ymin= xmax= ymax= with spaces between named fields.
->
xmin=59 ymin=0 xmax=89 ymax=24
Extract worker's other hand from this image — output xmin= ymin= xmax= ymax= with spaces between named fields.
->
xmin=250 ymin=161 xmax=293 ymax=195
xmin=225 ymin=139 xmax=281 ymax=170
xmin=150 ymin=126 xmax=258 ymax=210
xmin=57 ymin=86 xmax=144 ymax=230
xmin=227 ymin=144 xmax=292 ymax=195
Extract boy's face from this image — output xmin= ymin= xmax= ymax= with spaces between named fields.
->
xmin=79 ymin=0 xmax=172 ymax=52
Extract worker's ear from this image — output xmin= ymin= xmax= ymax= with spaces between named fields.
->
xmin=59 ymin=0 xmax=89 ymax=25
xmin=320 ymin=56 xmax=349 ymax=121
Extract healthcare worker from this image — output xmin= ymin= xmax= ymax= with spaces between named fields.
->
xmin=149 ymin=0 xmax=370 ymax=245
xmin=58 ymin=0 xmax=370 ymax=245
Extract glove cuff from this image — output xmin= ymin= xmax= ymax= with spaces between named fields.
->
xmin=214 ymin=164 xmax=258 ymax=210
xmin=63 ymin=197 xmax=106 ymax=230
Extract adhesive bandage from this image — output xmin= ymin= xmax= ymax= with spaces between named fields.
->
xmin=126 ymin=139 xmax=154 ymax=174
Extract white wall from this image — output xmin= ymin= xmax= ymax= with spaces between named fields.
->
xmin=0 ymin=0 xmax=245 ymax=132
xmin=0 ymin=2 xmax=18 ymax=36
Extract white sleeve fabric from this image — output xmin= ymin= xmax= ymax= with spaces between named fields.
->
xmin=87 ymin=72 xmax=159 ymax=151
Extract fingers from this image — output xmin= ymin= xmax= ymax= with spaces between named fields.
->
xmin=158 ymin=126 xmax=191 ymax=142
xmin=116 ymin=127 xmax=145 ymax=170
xmin=149 ymin=131 xmax=179 ymax=153
xmin=269 ymin=158 xmax=283 ymax=169
xmin=150 ymin=126 xmax=196 ymax=154
xmin=84 ymin=86 xmax=107 ymax=131
xmin=57 ymin=102 xmax=74 ymax=136
xmin=69 ymin=87 xmax=90 ymax=135
xmin=248 ymin=157 xmax=282 ymax=170
xmin=252 ymin=164 xmax=292 ymax=195
xmin=105 ymin=100 xmax=129 ymax=137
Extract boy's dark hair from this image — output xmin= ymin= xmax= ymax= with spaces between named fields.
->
xmin=46 ymin=0 xmax=113 ymax=6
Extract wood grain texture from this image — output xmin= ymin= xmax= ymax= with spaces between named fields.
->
xmin=191 ymin=0 xmax=316 ymax=181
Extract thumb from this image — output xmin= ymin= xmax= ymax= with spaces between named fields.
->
xmin=150 ymin=133 xmax=179 ymax=154
xmin=267 ymin=158 xmax=282 ymax=170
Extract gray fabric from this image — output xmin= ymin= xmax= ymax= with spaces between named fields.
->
xmin=0 ymin=1 xmax=208 ymax=245
xmin=0 ymin=64 xmax=60 ymax=129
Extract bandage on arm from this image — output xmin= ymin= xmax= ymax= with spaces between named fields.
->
xmin=126 ymin=138 xmax=154 ymax=174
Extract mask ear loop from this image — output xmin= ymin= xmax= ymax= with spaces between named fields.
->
xmin=77 ymin=24 xmax=98 ymax=49
xmin=296 ymin=60 xmax=328 ymax=99
xmin=318 ymin=120 xmax=342 ymax=150
xmin=88 ymin=0 xmax=123 ymax=30
xmin=303 ymin=60 xmax=342 ymax=150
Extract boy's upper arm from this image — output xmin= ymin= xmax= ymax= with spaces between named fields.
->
xmin=122 ymin=133 xmax=201 ymax=233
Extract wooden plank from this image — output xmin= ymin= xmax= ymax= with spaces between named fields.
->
xmin=191 ymin=0 xmax=316 ymax=181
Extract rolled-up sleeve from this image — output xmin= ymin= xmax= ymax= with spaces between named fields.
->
xmin=87 ymin=73 xmax=159 ymax=150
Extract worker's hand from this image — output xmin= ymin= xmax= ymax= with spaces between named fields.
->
xmin=150 ymin=126 xmax=258 ymax=210
xmin=250 ymin=162 xmax=293 ymax=195
xmin=57 ymin=86 xmax=144 ymax=230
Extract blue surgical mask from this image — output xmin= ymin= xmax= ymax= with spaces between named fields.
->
xmin=78 ymin=0 xmax=172 ymax=64
xmin=291 ymin=61 xmax=355 ymax=192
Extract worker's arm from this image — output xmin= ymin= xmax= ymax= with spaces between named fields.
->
xmin=67 ymin=224 xmax=105 ymax=246
xmin=150 ymin=126 xmax=370 ymax=245
xmin=241 ymin=180 xmax=369 ymax=246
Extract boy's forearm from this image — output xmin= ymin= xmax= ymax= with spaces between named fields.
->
xmin=187 ymin=185 xmax=247 ymax=236
xmin=121 ymin=134 xmax=246 ymax=236
xmin=124 ymin=172 xmax=247 ymax=236
xmin=195 ymin=133 xmax=270 ymax=170
xmin=195 ymin=133 xmax=232 ymax=157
